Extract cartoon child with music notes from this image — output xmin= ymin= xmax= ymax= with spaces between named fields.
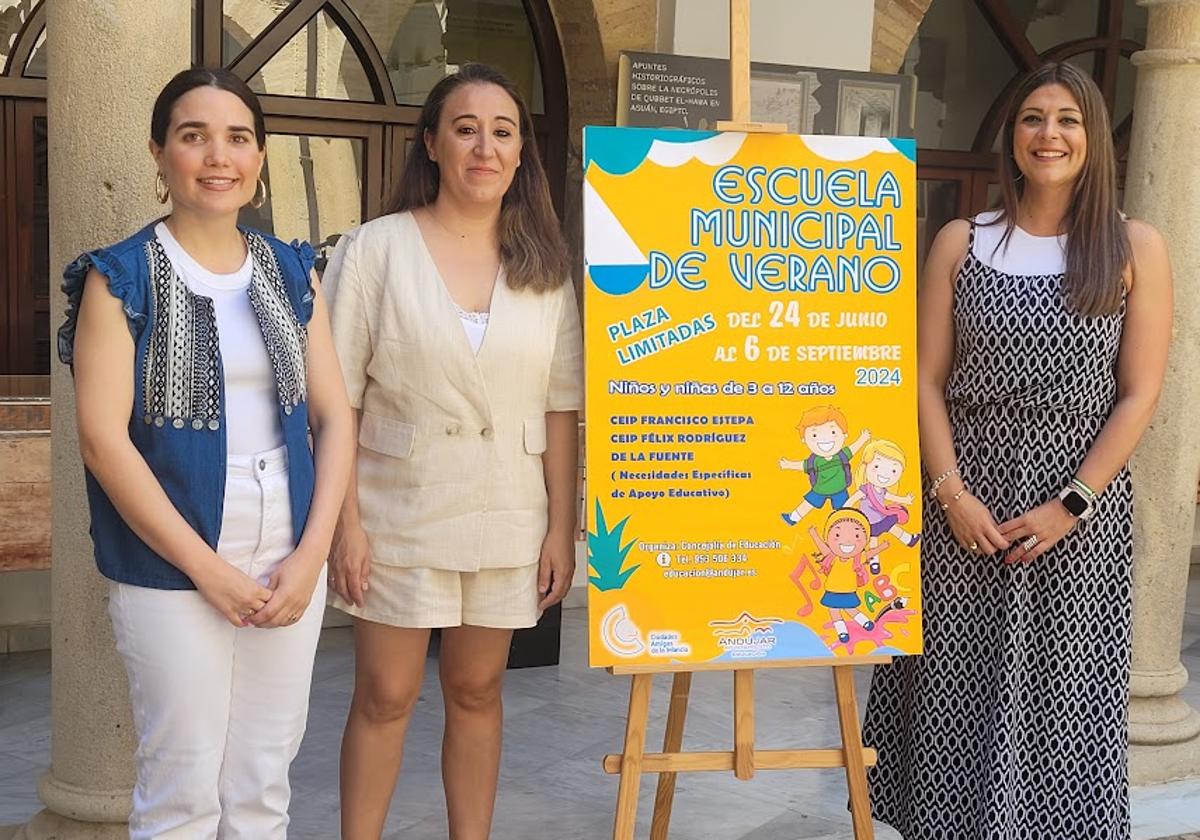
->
xmin=779 ymin=406 xmax=870 ymax=526
xmin=845 ymin=439 xmax=920 ymax=574
xmin=806 ymin=509 xmax=888 ymax=644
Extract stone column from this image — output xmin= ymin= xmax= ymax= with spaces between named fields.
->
xmin=1122 ymin=0 xmax=1200 ymax=786
xmin=11 ymin=2 xmax=191 ymax=838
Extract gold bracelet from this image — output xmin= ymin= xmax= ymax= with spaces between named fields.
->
xmin=940 ymin=486 xmax=968 ymax=511
xmin=929 ymin=467 xmax=960 ymax=497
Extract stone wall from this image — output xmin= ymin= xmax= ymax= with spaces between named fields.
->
xmin=0 ymin=401 xmax=50 ymax=572
xmin=871 ymin=0 xmax=933 ymax=72
xmin=0 ymin=439 xmax=49 ymax=573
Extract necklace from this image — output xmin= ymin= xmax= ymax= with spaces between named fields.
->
xmin=427 ymin=205 xmax=471 ymax=241
xmin=426 ymin=205 xmax=506 ymax=250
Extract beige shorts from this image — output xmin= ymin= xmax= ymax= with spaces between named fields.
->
xmin=328 ymin=563 xmax=540 ymax=629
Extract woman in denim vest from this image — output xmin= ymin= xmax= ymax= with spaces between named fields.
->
xmin=58 ymin=68 xmax=353 ymax=839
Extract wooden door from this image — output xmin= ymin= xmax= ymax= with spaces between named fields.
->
xmin=0 ymin=97 xmax=48 ymax=394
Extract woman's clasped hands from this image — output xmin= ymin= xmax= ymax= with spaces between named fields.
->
xmin=943 ymin=489 xmax=1078 ymax=564
xmin=249 ymin=547 xmax=327 ymax=627
xmin=193 ymin=558 xmax=273 ymax=627
xmin=194 ymin=547 xmax=327 ymax=628
xmin=999 ymin=499 xmax=1078 ymax=565
xmin=942 ymin=489 xmax=1010 ymax=557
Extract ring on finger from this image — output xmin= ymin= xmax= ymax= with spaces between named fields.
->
xmin=1021 ymin=534 xmax=1039 ymax=551
xmin=969 ymin=541 xmax=979 ymax=552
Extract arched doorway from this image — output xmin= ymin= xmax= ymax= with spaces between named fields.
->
xmin=909 ymin=0 xmax=1146 ymax=264
xmin=194 ymin=0 xmax=570 ymax=271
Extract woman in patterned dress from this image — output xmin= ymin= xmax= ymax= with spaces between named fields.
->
xmin=863 ymin=63 xmax=1173 ymax=839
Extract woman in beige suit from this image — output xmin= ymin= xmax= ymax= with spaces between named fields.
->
xmin=323 ymin=63 xmax=583 ymax=840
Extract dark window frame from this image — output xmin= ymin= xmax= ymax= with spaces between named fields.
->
xmin=194 ymin=0 xmax=569 ymax=218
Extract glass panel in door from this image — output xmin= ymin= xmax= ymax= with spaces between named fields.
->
xmin=240 ymin=133 xmax=365 ymax=274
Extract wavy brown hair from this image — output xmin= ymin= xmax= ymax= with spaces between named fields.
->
xmin=993 ymin=62 xmax=1130 ymax=316
xmin=384 ymin=64 xmax=569 ymax=292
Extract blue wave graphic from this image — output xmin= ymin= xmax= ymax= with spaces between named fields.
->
xmin=584 ymin=127 xmax=719 ymax=176
xmin=588 ymin=263 xmax=649 ymax=296
xmin=888 ymin=138 xmax=917 ymax=162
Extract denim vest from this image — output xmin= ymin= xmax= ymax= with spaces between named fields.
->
xmin=58 ymin=222 xmax=318 ymax=590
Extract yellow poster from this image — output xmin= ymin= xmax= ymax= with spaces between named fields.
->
xmin=583 ymin=128 xmax=922 ymax=667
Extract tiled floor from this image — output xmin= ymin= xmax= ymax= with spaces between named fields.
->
xmin=1 ymin=567 xmax=1199 ymax=839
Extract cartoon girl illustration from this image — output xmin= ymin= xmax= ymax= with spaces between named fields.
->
xmin=808 ymin=509 xmax=887 ymax=644
xmin=845 ymin=439 xmax=920 ymax=574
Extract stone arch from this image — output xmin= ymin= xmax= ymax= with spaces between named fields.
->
xmin=872 ymin=0 xmax=934 ymax=72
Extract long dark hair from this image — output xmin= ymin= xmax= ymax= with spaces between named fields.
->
xmin=151 ymin=67 xmax=266 ymax=151
xmin=994 ymin=62 xmax=1129 ymax=317
xmin=385 ymin=63 xmax=569 ymax=292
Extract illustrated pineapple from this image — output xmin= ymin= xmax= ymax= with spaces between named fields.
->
xmin=587 ymin=499 xmax=640 ymax=591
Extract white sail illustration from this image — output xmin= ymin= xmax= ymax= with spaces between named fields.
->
xmin=584 ymin=177 xmax=649 ymax=295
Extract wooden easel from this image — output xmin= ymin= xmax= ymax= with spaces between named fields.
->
xmin=605 ymin=656 xmax=890 ymax=839
xmin=605 ymin=3 xmax=887 ymax=838
xmin=714 ymin=0 xmax=786 ymax=134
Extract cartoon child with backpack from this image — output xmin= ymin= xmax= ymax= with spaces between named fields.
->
xmin=808 ymin=509 xmax=888 ymax=643
xmin=845 ymin=439 xmax=921 ymax=573
xmin=780 ymin=405 xmax=870 ymax=526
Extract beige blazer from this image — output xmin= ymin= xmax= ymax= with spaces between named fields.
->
xmin=324 ymin=211 xmax=584 ymax=571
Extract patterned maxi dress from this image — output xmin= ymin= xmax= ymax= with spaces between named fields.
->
xmin=862 ymin=218 xmax=1133 ymax=840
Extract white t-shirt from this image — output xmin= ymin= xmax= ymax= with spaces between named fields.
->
xmin=972 ymin=210 xmax=1067 ymax=276
xmin=155 ymin=223 xmax=284 ymax=457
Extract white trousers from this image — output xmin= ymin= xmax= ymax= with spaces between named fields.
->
xmin=108 ymin=446 xmax=326 ymax=840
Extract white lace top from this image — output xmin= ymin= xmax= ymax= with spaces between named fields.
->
xmin=455 ymin=302 xmax=489 ymax=355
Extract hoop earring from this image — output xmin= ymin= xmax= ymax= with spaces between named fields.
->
xmin=250 ymin=177 xmax=268 ymax=209
xmin=155 ymin=171 xmax=170 ymax=204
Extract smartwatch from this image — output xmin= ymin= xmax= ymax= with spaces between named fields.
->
xmin=1058 ymin=486 xmax=1095 ymax=520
